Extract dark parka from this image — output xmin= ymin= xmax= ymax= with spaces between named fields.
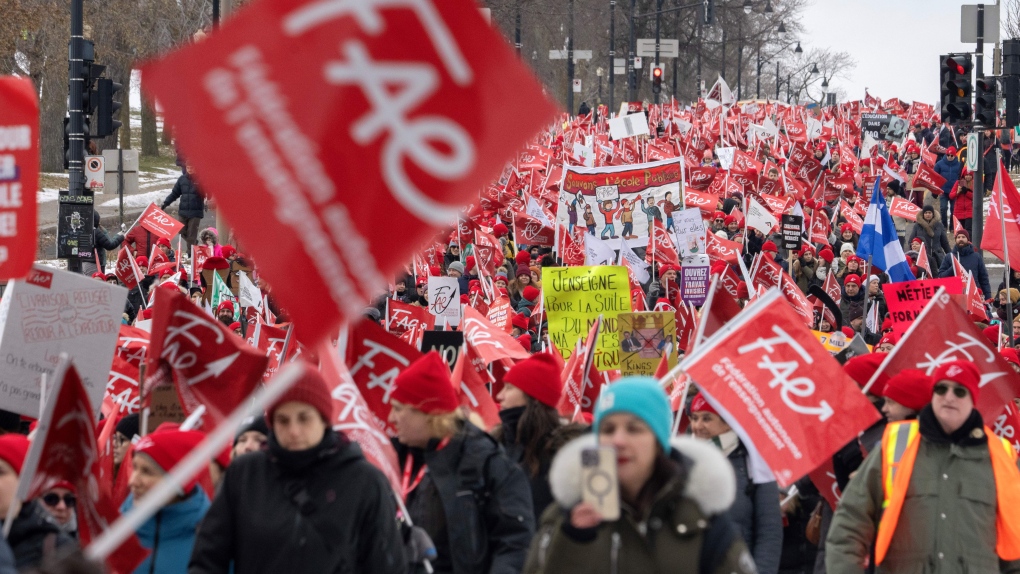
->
xmin=395 ymin=421 xmax=535 ymax=574
xmin=188 ymin=430 xmax=405 ymax=574
xmin=791 ymin=255 xmax=819 ymax=294
xmin=933 ymin=155 xmax=962 ymax=195
xmin=826 ymin=407 xmax=1020 ymax=574
xmin=905 ymin=208 xmax=950 ymax=269
xmin=7 ymin=500 xmax=76 ymax=571
xmin=726 ymin=440 xmax=783 ymax=574
xmin=162 ymin=173 xmax=205 ymax=219
xmin=524 ymin=435 xmax=756 ymax=574
xmin=938 ymin=242 xmax=992 ymax=299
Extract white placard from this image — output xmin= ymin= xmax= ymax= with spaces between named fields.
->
xmin=427 ymin=276 xmax=461 ymax=325
xmin=715 ymin=146 xmax=736 ymax=170
xmin=674 ymin=208 xmax=707 ymax=258
xmin=0 ymin=265 xmax=127 ymax=417
xmin=608 ymin=112 xmax=650 ymax=140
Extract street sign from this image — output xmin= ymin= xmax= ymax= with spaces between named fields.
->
xmin=549 ymin=49 xmax=593 ymax=62
xmin=966 ymin=132 xmax=979 ymax=171
xmin=614 ymin=58 xmax=626 ymax=75
xmin=572 ymin=79 xmax=582 ymax=93
xmin=636 ymin=39 xmax=679 ymax=58
xmin=961 ymin=4 xmax=1000 ymax=43
xmin=634 ymin=56 xmax=643 ymax=69
xmin=84 ymin=155 xmax=105 ymax=191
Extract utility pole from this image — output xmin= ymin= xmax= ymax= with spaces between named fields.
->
xmin=696 ymin=19 xmax=703 ymax=98
xmin=609 ymin=0 xmax=616 ymax=114
xmin=653 ymin=0 xmax=662 ymax=104
xmin=66 ymin=0 xmax=86 ymax=274
xmin=515 ymin=0 xmax=521 ymax=56
xmin=672 ymin=0 xmax=680 ymax=96
xmin=567 ymin=0 xmax=575 ymax=113
xmin=776 ymin=61 xmax=780 ymax=100
xmin=736 ymin=19 xmax=742 ymax=100
xmin=628 ymin=0 xmax=636 ymax=101
xmin=974 ymin=3 xmax=986 ymax=250
xmin=756 ymin=42 xmax=761 ymax=98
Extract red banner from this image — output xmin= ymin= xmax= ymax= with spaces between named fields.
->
xmin=0 ymin=77 xmax=38 ymax=280
xmin=145 ymin=288 xmax=269 ymax=426
xmin=385 ymin=299 xmax=435 ymax=337
xmin=706 ymin=231 xmax=742 ymax=265
xmin=684 ymin=190 xmax=720 ymax=214
xmin=910 ymin=161 xmax=947 ymax=194
xmin=513 ymin=211 xmax=555 ymax=247
xmin=888 ymin=196 xmax=921 ymax=222
xmin=646 ymin=218 xmax=681 ymax=266
xmin=462 ymin=306 xmax=531 ymax=363
xmin=137 ymin=203 xmax=185 ymax=241
xmin=114 ymin=246 xmax=142 ymax=290
xmin=192 ymin=245 xmax=213 ymax=284
xmin=684 ymin=290 xmax=881 ymax=486
xmin=142 ymin=0 xmax=558 ymax=346
xmin=982 ymin=159 xmax=1020 ymax=272
xmin=882 ymin=277 xmax=964 ymax=336
xmin=345 ymin=319 xmax=424 ymax=435
xmin=992 ymin=401 xmax=1020 ymax=455
xmin=874 ymin=291 xmax=1020 ymax=422
xmin=487 ymin=296 xmax=514 ymax=332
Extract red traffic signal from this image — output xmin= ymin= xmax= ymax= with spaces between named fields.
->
xmin=652 ymin=67 xmax=663 ymax=78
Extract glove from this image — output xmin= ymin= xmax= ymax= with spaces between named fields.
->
xmin=402 ymin=525 xmax=437 ymax=564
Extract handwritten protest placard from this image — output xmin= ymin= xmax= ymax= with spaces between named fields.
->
xmin=619 ymin=311 xmax=676 ymax=376
xmin=543 ymin=266 xmax=631 ymax=370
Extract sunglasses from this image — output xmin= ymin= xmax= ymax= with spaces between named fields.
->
xmin=933 ymin=383 xmax=969 ymax=399
xmin=42 ymin=493 xmax=76 ymax=508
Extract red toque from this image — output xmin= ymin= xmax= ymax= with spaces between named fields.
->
xmin=931 ymin=360 xmax=982 ymax=401
xmin=391 ymin=352 xmax=459 ymax=414
xmin=521 ymin=285 xmax=540 ymax=302
xmin=0 ymin=435 xmax=29 ymax=475
xmin=843 ymin=352 xmax=889 ymax=390
xmin=515 ymin=251 xmax=532 ymax=266
xmin=504 ymin=354 xmax=563 ymax=408
xmin=511 ymin=313 xmax=530 ymax=332
xmin=493 ymin=223 xmax=509 ymax=237
xmin=689 ymin=394 xmax=717 ymax=414
xmin=134 ymin=430 xmax=206 ymax=492
xmin=267 ymin=365 xmax=335 ymax=424
xmin=879 ymin=369 xmax=931 ymax=412
xmin=762 ymin=241 xmax=778 ymax=253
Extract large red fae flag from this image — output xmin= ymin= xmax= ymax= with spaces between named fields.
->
xmin=0 ymin=77 xmax=39 ymax=280
xmin=385 ymin=299 xmax=435 ymax=337
xmin=345 ymin=319 xmax=424 ymax=435
xmin=869 ymin=289 xmax=1020 ymax=421
xmin=141 ymin=0 xmax=558 ymax=346
xmin=137 ymin=203 xmax=185 ymax=241
xmin=462 ymin=305 xmax=531 ymax=363
xmin=683 ymin=289 xmax=881 ymax=487
xmin=144 ymin=288 xmax=269 ymax=426
xmin=981 ymin=159 xmax=1020 ymax=272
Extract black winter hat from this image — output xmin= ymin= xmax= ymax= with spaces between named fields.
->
xmin=234 ymin=415 xmax=269 ymax=446
xmin=116 ymin=413 xmax=140 ymax=439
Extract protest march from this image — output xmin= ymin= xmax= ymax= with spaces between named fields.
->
xmin=3 ymin=0 xmax=1020 ymax=572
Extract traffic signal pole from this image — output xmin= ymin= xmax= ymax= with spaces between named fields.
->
xmin=67 ymin=0 xmax=85 ymax=273
xmin=653 ymin=0 xmax=661 ymax=104
xmin=973 ymin=4 xmax=985 ymax=251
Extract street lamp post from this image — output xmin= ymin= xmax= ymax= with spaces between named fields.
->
xmin=597 ymin=67 xmax=604 ymax=103
xmin=609 ymin=0 xmax=616 ymax=114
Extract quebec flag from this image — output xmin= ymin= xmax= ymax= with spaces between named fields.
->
xmin=856 ymin=179 xmax=915 ymax=283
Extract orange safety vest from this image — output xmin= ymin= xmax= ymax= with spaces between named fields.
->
xmin=874 ymin=420 xmax=1020 ymax=565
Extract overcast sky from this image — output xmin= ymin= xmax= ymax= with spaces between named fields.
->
xmin=800 ymin=0 xmax=1002 ymax=105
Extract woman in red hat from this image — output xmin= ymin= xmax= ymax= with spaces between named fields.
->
xmin=122 ymin=429 xmax=210 ymax=574
xmin=492 ymin=354 xmax=585 ymax=519
xmin=191 ymin=365 xmax=404 ymax=574
xmin=389 ymin=351 xmax=534 ymax=574
xmin=833 ymin=223 xmax=858 ymax=257
xmin=950 ymin=168 xmax=975 ymax=233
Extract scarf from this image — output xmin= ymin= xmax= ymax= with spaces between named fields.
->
xmin=268 ymin=427 xmax=345 ymax=474
xmin=918 ymin=404 xmax=985 ymax=447
xmin=711 ymin=430 xmax=741 ymax=457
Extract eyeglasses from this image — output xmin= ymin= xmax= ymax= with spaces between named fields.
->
xmin=42 ymin=493 xmax=76 ymax=508
xmin=933 ymin=383 xmax=969 ymax=399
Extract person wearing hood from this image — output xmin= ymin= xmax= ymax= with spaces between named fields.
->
xmin=492 ymin=354 xmax=586 ymax=520
xmin=938 ymin=229 xmax=992 ymax=299
xmin=389 ymin=352 xmax=534 ymax=574
xmin=689 ymin=395 xmax=783 ymax=574
xmin=839 ymin=275 xmax=866 ymax=327
xmin=189 ymin=366 xmax=405 ymax=574
xmin=791 ymin=245 xmax=819 ymax=294
xmin=0 ymin=435 xmax=75 ymax=571
xmin=38 ymin=483 xmax=78 ymax=540
xmin=231 ymin=415 xmax=269 ymax=460
xmin=905 ymin=205 xmax=950 ymax=269
xmin=86 ymin=211 xmax=125 ymax=276
xmin=161 ymin=164 xmax=205 ymax=248
xmin=833 ymin=224 xmax=858 ymax=256
xmin=523 ymin=377 xmax=755 ymax=574
xmin=123 ymin=429 xmax=211 ymax=574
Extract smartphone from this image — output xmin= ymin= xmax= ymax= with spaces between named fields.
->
xmin=580 ymin=446 xmax=620 ymax=521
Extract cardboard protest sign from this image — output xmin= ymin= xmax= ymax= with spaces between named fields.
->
xmin=680 ymin=254 xmax=710 ymax=306
xmin=0 ymin=265 xmax=126 ymax=417
xmin=618 ymin=312 xmax=676 ymax=376
xmin=781 ymin=214 xmax=803 ymax=250
xmin=683 ymin=289 xmax=882 ymax=487
xmin=882 ymin=277 xmax=964 ymax=336
xmin=559 ymin=159 xmax=683 ymax=247
xmin=427 ymin=276 xmax=461 ymax=326
xmin=137 ymin=203 xmax=184 ymax=241
xmin=543 ymin=266 xmax=631 ymax=369
xmin=674 ymin=208 xmax=706 ymax=258
xmin=608 ymin=111 xmax=650 ymax=139
xmin=0 ymin=76 xmax=38 ymax=280
xmin=142 ymin=0 xmax=558 ymax=347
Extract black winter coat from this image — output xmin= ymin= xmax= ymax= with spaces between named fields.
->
xmin=394 ymin=422 xmax=535 ymax=574
xmin=7 ymin=500 xmax=76 ymax=571
xmin=726 ymin=441 xmax=783 ymax=574
xmin=188 ymin=430 xmax=405 ymax=574
xmin=938 ymin=243 xmax=992 ymax=299
xmin=162 ymin=174 xmax=205 ymax=219
xmin=93 ymin=227 xmax=124 ymax=270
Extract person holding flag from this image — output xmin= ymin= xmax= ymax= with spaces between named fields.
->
xmin=937 ymin=229 xmax=992 ymax=299
xmin=857 ymin=178 xmax=916 ymax=284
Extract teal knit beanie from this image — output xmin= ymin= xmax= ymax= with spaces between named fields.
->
xmin=592 ymin=376 xmax=672 ymax=451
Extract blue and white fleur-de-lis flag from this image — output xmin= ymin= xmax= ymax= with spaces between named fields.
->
xmin=856 ymin=178 xmax=915 ymax=283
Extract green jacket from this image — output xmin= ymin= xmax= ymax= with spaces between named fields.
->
xmin=523 ymin=435 xmax=756 ymax=574
xmin=826 ymin=414 xmax=1020 ymax=574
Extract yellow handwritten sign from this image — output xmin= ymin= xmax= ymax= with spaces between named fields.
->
xmin=543 ymin=266 xmax=631 ymax=370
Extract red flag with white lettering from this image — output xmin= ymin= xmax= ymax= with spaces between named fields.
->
xmin=868 ymin=289 xmax=1020 ymax=421
xmin=253 ymin=321 xmax=291 ymax=382
xmin=513 ymin=211 xmax=555 ymax=247
xmin=141 ymin=0 xmax=558 ymax=347
xmin=560 ymin=225 xmax=587 ymax=266
xmin=114 ymin=245 xmax=143 ymax=290
xmin=385 ymin=299 xmax=436 ymax=337
xmin=910 ymin=161 xmax=947 ymax=195
xmin=345 ymin=319 xmax=424 ymax=435
xmin=557 ymin=317 xmax=602 ymax=418
xmin=751 ymin=254 xmax=782 ymax=291
xmin=144 ymin=288 xmax=269 ymax=426
xmin=462 ymin=306 xmax=531 ymax=363
xmin=137 ymin=203 xmax=185 ymax=241
xmin=0 ymin=77 xmax=38 ymax=280
xmin=192 ymin=245 xmax=213 ymax=284
xmin=982 ymin=159 xmax=1020 ymax=272
xmin=104 ymin=356 xmax=141 ymax=418
xmin=808 ymin=460 xmax=842 ymax=511
xmin=683 ymin=289 xmax=881 ymax=486
xmin=706 ymin=231 xmax=742 ymax=265
xmin=451 ymin=344 xmax=500 ymax=429
xmin=146 ymin=245 xmax=172 ymax=276
xmin=646 ymin=218 xmax=681 ymax=266
xmin=318 ymin=340 xmax=402 ymax=495
xmin=992 ymin=401 xmax=1020 ymax=455
xmin=916 ymin=243 xmax=933 ymax=277
xmin=20 ymin=357 xmax=149 ymax=573
xmin=810 ymin=211 xmax=830 ymax=246
xmin=823 ymin=269 xmax=842 ymax=306
xmin=888 ymin=196 xmax=921 ymax=222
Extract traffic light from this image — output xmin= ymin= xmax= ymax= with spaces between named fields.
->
xmin=703 ymin=0 xmax=714 ymax=25
xmin=96 ymin=77 xmax=123 ymax=138
xmin=652 ymin=66 xmax=663 ymax=94
xmin=974 ymin=77 xmax=997 ymax=127
xmin=1004 ymin=75 xmax=1020 ymax=128
xmin=940 ymin=54 xmax=973 ymax=124
xmin=63 ymin=116 xmax=93 ymax=170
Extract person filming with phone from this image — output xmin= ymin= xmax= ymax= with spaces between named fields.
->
xmin=524 ymin=377 xmax=755 ymax=574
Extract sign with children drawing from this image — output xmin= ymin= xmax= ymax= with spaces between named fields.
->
xmin=559 ymin=158 xmax=684 ymax=247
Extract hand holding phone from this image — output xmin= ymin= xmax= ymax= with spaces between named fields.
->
xmin=580 ymin=446 xmax=620 ymax=521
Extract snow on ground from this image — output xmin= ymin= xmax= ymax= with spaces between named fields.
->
xmin=35 ymin=259 xmax=68 ymax=271
xmin=100 ymin=189 xmax=165 ymax=209
xmin=37 ymin=188 xmax=61 ymax=203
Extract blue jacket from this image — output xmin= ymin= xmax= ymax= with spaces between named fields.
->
xmin=933 ymin=156 xmax=962 ymax=195
xmin=122 ymin=488 xmax=210 ymax=574
xmin=938 ymin=243 xmax=992 ymax=299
